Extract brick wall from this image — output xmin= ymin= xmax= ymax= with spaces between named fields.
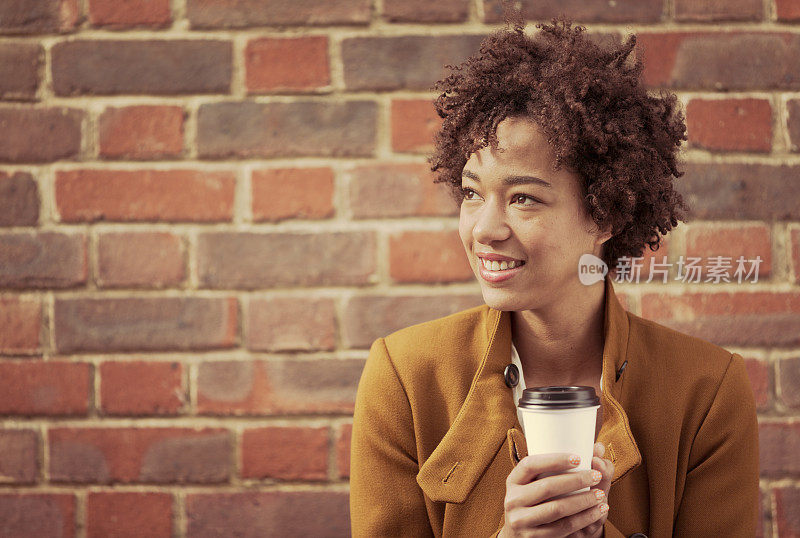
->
xmin=1 ymin=0 xmax=799 ymax=536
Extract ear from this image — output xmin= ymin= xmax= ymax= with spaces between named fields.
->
xmin=587 ymin=220 xmax=613 ymax=246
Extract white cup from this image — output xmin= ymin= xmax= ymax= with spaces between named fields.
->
xmin=518 ymin=386 xmax=600 ymax=499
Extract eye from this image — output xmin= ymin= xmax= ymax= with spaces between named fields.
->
xmin=512 ymin=193 xmax=541 ymax=206
xmin=460 ymin=187 xmax=480 ymax=200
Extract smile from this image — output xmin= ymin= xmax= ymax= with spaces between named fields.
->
xmin=480 ymin=258 xmax=524 ymax=271
xmin=477 ymin=256 xmax=525 ymax=283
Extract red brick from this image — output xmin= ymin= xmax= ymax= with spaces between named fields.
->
xmin=336 ymin=423 xmax=351 ymax=478
xmin=686 ymin=99 xmax=772 ymax=152
xmin=778 ymin=356 xmax=800 ymax=409
xmin=391 ymin=100 xmax=441 ymax=153
xmin=49 ymin=427 xmax=231 ymax=484
xmin=186 ymin=491 xmax=349 ymax=536
xmin=87 ymin=492 xmax=172 ymax=538
xmin=0 ymin=0 xmax=78 ymax=34
xmin=0 ymin=296 xmax=41 ymax=355
xmin=0 ymin=43 xmax=41 ymax=100
xmin=630 ymin=291 xmax=800 ymax=347
xmin=684 ymin=222 xmax=772 ymax=279
xmin=674 ymin=0 xmax=761 ymax=21
xmin=384 ymin=0 xmax=468 ymax=22
xmin=241 ymin=426 xmax=328 ymax=480
xmin=0 ymin=107 xmax=82 ymax=163
xmin=743 ymin=358 xmax=770 ymax=411
xmin=641 ymin=32 xmax=800 ymax=90
xmin=776 ymin=0 xmax=800 ymax=21
xmin=483 ymin=0 xmax=662 ymax=22
xmin=54 ymin=297 xmax=237 ymax=353
xmin=0 ymin=361 xmax=89 ymax=416
xmin=246 ymin=37 xmax=329 ymax=93
xmin=100 ymin=361 xmax=183 ymax=416
xmin=52 ymin=41 xmax=231 ymax=96
xmin=757 ymin=489 xmax=766 ymax=538
xmin=791 ymin=228 xmax=800 ymax=284
xmin=343 ymin=35 xmax=485 ymax=91
xmin=342 ymin=294 xmax=482 ymax=348
xmin=187 ymin=0 xmax=370 ymax=28
xmin=389 ymin=230 xmax=472 ymax=283
xmin=758 ymin=421 xmax=800 ymax=476
xmin=251 ymin=167 xmax=334 ymax=221
xmin=679 ymin=162 xmax=800 ymax=220
xmin=247 ymin=297 xmax=336 ymax=352
xmin=0 ymin=171 xmax=39 ymax=226
xmin=56 ymin=169 xmax=235 ymax=223
xmin=348 ymin=163 xmax=457 ymax=218
xmin=197 ymin=101 xmax=376 ymax=158
xmin=88 ymin=0 xmax=171 ymax=28
xmin=774 ymin=486 xmax=800 ymax=536
xmin=99 ymin=106 xmax=184 ymax=159
xmin=788 ymin=99 xmax=800 ymax=153
xmin=97 ymin=231 xmax=185 ymax=288
xmin=0 ymin=430 xmax=38 ymax=483
xmin=197 ymin=358 xmax=363 ymax=415
xmin=197 ymin=231 xmax=376 ymax=288
xmin=0 ymin=232 xmax=86 ymax=289
xmin=0 ymin=494 xmax=74 ymax=537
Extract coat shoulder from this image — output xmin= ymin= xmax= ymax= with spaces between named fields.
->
xmin=626 ymin=311 xmax=737 ymax=389
xmin=379 ymin=303 xmax=490 ymax=381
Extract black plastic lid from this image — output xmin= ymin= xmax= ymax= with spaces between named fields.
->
xmin=518 ymin=386 xmax=600 ymax=409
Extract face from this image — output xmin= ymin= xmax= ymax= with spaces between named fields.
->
xmin=458 ymin=115 xmax=611 ymax=312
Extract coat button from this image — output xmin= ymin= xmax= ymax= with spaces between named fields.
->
xmin=504 ymin=364 xmax=519 ymax=388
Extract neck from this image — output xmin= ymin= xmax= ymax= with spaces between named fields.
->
xmin=510 ymin=280 xmax=606 ymax=385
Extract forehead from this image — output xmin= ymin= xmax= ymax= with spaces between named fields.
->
xmin=468 ymin=116 xmax=558 ymax=169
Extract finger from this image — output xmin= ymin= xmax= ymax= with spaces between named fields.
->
xmin=507 ymin=469 xmax=602 ymax=509
xmin=507 ymin=452 xmax=581 ymax=486
xmin=522 ymin=499 xmax=608 ymax=536
xmin=592 ymin=457 xmax=614 ymax=482
xmin=507 ymin=488 xmax=604 ymax=531
xmin=593 ymin=442 xmax=605 ymax=458
xmin=577 ymin=517 xmax=604 ymax=537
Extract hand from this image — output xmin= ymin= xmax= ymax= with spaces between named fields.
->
xmin=498 ymin=443 xmax=614 ymax=538
xmin=581 ymin=442 xmax=615 ymax=537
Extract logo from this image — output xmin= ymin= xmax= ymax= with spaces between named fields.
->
xmin=578 ymin=254 xmax=608 ymax=285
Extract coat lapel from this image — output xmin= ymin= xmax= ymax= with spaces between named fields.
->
xmin=416 ymin=304 xmax=516 ymax=503
xmin=416 ymin=278 xmax=642 ymax=504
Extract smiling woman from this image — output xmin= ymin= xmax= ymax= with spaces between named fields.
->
xmin=349 ymin=13 xmax=760 ymax=538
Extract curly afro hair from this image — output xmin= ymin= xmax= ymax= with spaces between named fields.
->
xmin=428 ymin=14 xmax=689 ymax=270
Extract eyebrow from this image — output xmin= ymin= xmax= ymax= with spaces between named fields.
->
xmin=461 ymin=169 xmax=551 ymax=188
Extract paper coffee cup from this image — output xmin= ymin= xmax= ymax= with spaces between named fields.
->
xmin=518 ymin=386 xmax=600 ymax=498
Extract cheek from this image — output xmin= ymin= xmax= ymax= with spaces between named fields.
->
xmin=458 ymin=208 xmax=472 ymax=248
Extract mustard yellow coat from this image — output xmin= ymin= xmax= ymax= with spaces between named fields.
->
xmin=350 ymin=278 xmax=760 ymax=537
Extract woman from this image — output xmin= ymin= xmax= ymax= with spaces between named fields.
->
xmin=349 ymin=16 xmax=759 ymax=538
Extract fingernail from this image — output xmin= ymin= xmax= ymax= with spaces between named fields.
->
xmin=591 ymin=470 xmax=602 ymax=483
xmin=599 ymin=503 xmax=609 ymax=514
xmin=569 ymin=454 xmax=581 ymax=466
xmin=594 ymin=489 xmax=605 ymax=502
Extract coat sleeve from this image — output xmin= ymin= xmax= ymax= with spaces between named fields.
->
xmin=673 ymin=352 xmax=760 ymax=537
xmin=350 ymin=337 xmax=436 ymax=537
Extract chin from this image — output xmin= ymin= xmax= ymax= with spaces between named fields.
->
xmin=479 ymin=287 xmax=531 ymax=312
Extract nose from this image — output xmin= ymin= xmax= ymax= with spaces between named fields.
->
xmin=472 ymin=200 xmax=511 ymax=245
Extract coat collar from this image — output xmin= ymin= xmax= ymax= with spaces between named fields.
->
xmin=416 ymin=277 xmax=642 ymax=503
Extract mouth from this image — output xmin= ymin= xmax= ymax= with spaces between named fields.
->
xmin=478 ymin=257 xmax=525 ymax=272
xmin=476 ymin=256 xmax=526 ymax=283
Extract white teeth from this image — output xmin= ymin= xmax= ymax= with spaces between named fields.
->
xmin=481 ymin=258 xmax=522 ymax=271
